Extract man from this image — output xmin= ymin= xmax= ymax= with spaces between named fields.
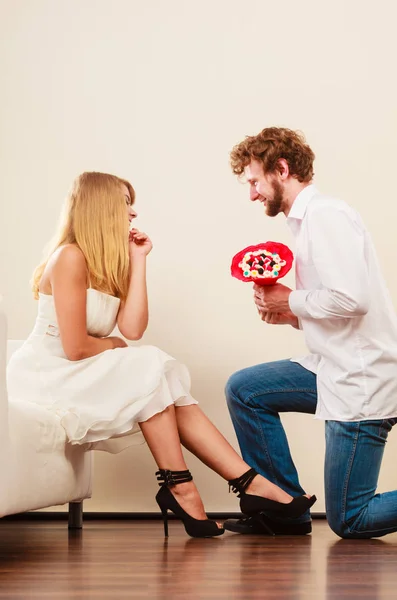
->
xmin=224 ymin=127 xmax=397 ymax=539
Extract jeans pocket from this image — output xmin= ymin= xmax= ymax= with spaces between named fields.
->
xmin=379 ymin=419 xmax=395 ymax=439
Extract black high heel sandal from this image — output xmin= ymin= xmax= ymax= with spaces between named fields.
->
xmin=155 ymin=469 xmax=224 ymax=538
xmin=228 ymin=468 xmax=317 ymax=520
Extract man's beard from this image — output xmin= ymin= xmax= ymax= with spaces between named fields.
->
xmin=266 ymin=180 xmax=284 ymax=217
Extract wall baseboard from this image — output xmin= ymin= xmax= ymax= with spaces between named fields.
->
xmin=2 ymin=511 xmax=327 ymax=521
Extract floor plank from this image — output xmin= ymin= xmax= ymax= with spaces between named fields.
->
xmin=0 ymin=520 xmax=397 ymax=599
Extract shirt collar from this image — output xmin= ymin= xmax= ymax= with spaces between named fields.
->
xmin=287 ymin=184 xmax=318 ymax=222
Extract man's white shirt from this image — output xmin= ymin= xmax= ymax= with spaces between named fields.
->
xmin=287 ymin=185 xmax=397 ymax=421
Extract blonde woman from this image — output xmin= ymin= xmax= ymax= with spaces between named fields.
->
xmin=7 ymin=172 xmax=315 ymax=538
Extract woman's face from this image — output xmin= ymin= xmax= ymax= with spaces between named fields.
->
xmin=123 ymin=185 xmax=137 ymax=225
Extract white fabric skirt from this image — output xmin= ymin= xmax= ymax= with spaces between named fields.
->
xmin=7 ymin=343 xmax=197 ymax=454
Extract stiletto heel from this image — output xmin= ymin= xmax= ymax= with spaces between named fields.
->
xmin=255 ymin=514 xmax=276 ymax=536
xmin=155 ymin=469 xmax=224 ymax=538
xmin=161 ymin=507 xmax=169 ymax=537
xmin=228 ymin=468 xmax=317 ymax=519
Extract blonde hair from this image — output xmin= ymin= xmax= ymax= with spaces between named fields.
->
xmin=32 ymin=172 xmax=135 ymax=301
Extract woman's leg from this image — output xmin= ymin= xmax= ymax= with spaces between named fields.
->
xmin=139 ymin=404 xmax=221 ymax=524
xmin=175 ymin=404 xmax=296 ymax=503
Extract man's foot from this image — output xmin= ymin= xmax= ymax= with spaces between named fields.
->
xmin=223 ymin=515 xmax=312 ymax=536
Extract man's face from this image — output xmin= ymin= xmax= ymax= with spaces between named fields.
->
xmin=244 ymin=160 xmax=284 ymax=217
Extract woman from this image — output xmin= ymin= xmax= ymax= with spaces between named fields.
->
xmin=7 ymin=172 xmax=315 ymax=538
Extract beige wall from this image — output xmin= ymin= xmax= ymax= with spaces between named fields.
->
xmin=1 ymin=0 xmax=396 ymax=512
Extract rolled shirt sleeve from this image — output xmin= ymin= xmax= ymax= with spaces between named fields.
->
xmin=289 ymin=206 xmax=370 ymax=320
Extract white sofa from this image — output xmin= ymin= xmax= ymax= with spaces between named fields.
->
xmin=0 ymin=305 xmax=92 ymax=527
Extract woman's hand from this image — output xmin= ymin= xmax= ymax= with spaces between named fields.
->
xmin=129 ymin=228 xmax=153 ymax=258
xmin=106 ymin=336 xmax=128 ymax=349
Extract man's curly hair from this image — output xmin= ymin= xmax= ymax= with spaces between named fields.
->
xmin=230 ymin=127 xmax=315 ymax=182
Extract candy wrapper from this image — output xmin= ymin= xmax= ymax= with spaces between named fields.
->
xmin=231 ymin=242 xmax=294 ymax=285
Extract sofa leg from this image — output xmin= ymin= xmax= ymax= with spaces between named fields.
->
xmin=68 ymin=501 xmax=83 ymax=529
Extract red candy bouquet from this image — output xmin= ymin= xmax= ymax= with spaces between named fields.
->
xmin=231 ymin=242 xmax=294 ymax=285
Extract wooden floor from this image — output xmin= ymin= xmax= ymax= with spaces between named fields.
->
xmin=1 ymin=520 xmax=397 ymax=599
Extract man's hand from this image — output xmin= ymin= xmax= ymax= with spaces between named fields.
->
xmin=253 ymin=283 xmax=293 ymax=313
xmin=259 ymin=310 xmax=299 ymax=329
xmin=253 ymin=283 xmax=299 ymax=328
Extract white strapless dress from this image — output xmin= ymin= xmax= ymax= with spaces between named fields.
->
xmin=6 ymin=289 xmax=197 ymax=453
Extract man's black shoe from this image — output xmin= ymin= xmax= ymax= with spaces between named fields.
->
xmin=223 ymin=515 xmax=312 ymax=536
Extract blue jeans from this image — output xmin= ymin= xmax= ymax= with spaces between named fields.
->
xmin=226 ymin=359 xmax=397 ymax=539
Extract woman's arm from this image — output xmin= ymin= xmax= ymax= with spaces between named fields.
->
xmin=117 ymin=229 xmax=152 ymax=340
xmin=50 ymin=245 xmax=127 ymax=360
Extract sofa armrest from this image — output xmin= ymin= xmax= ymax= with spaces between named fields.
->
xmin=0 ymin=306 xmax=9 ymax=443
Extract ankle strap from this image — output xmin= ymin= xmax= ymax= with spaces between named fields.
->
xmin=156 ymin=469 xmax=193 ymax=487
xmin=228 ymin=468 xmax=258 ymax=497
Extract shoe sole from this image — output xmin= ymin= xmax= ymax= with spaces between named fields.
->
xmin=223 ymin=518 xmax=312 ymax=536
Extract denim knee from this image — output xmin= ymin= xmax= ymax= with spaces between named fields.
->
xmin=326 ymin=510 xmax=354 ymax=539
xmin=225 ymin=369 xmax=249 ymax=409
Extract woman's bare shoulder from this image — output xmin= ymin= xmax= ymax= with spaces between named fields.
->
xmin=52 ymin=244 xmax=86 ymax=268
xmin=42 ymin=244 xmax=87 ymax=292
